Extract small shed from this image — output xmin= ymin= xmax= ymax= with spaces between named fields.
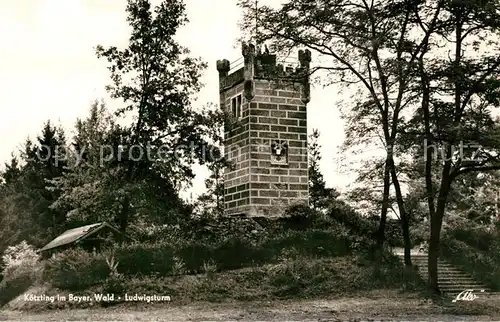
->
xmin=38 ymin=222 xmax=134 ymax=256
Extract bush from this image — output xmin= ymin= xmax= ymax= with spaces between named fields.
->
xmin=327 ymin=203 xmax=377 ymax=238
xmin=441 ymin=237 xmax=500 ymax=291
xmin=114 ymin=242 xmax=175 ymax=276
xmin=43 ymin=249 xmax=110 ymax=291
xmin=0 ymin=241 xmax=42 ymax=307
xmin=448 ymin=227 xmax=494 ymax=251
xmin=1 ymin=241 xmax=41 ymax=280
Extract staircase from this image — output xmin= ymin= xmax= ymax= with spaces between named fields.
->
xmin=395 ymin=251 xmax=492 ymax=296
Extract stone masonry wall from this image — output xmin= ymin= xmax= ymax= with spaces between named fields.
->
xmin=223 ymin=82 xmax=251 ymax=215
xmin=222 ymin=78 xmax=308 ymax=217
xmin=246 ymin=79 xmax=308 ymax=217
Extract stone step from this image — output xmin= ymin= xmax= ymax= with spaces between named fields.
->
xmin=419 ymin=270 xmax=472 ymax=275
xmin=439 ymin=283 xmax=484 ymax=290
xmin=441 ymin=289 xmax=491 ymax=294
xmin=395 ymin=252 xmax=491 ymax=293
xmin=433 ymin=272 xmax=470 ymax=276
xmin=419 ymin=276 xmax=477 ymax=280
xmin=436 ymin=278 xmax=481 ymax=282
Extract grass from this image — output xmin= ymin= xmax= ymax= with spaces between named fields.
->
xmin=2 ymin=255 xmax=426 ymax=312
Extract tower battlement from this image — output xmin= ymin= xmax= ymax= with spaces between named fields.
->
xmin=217 ymin=42 xmax=311 ymax=218
xmin=217 ymin=43 xmax=311 ymax=99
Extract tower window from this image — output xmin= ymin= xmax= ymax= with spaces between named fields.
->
xmin=231 ymin=94 xmax=242 ymax=119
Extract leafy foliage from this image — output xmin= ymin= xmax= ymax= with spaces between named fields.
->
xmin=90 ymin=0 xmax=224 ymax=231
xmin=308 ymin=129 xmax=339 ymax=211
xmin=1 ymin=241 xmax=40 ymax=280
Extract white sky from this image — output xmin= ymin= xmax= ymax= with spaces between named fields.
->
xmin=0 ymin=0 xmax=350 ymax=199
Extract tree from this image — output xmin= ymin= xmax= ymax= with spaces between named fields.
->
xmin=94 ymin=0 xmax=222 ymax=231
xmin=49 ymin=101 xmax=125 ymax=225
xmin=0 ymin=122 xmax=68 ymax=254
xmin=308 ymin=129 xmax=338 ymax=210
xmin=195 ymin=154 xmax=226 ymax=217
xmin=407 ymin=0 xmax=500 ymax=293
xmin=238 ymin=0 xmax=446 ymax=265
xmin=1 ymin=155 xmax=21 ymax=186
xmin=16 ymin=121 xmax=68 ymax=232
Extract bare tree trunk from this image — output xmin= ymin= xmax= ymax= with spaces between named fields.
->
xmin=118 ymin=194 xmax=130 ymax=233
xmin=389 ymin=157 xmax=412 ymax=266
xmin=377 ymin=159 xmax=391 ymax=249
xmin=428 ymin=213 xmax=442 ymax=294
xmin=428 ymin=156 xmax=452 ymax=294
xmin=401 ymin=208 xmax=412 ymax=266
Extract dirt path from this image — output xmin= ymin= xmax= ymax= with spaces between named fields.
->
xmin=2 ymin=295 xmax=499 ymax=321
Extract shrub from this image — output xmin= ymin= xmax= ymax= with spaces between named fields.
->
xmin=114 ymin=242 xmax=175 ymax=276
xmin=263 ymin=229 xmax=351 ymax=259
xmin=441 ymin=237 xmax=500 ymax=291
xmin=201 ymin=259 xmax=218 ymax=276
xmin=0 ymin=241 xmax=41 ymax=306
xmin=328 ymin=203 xmax=377 ymax=238
xmin=172 ymin=256 xmax=186 ymax=276
xmin=1 ymin=241 xmax=41 ymax=280
xmin=43 ymin=249 xmax=110 ymax=291
xmin=448 ymin=227 xmax=494 ymax=251
xmin=282 ymin=204 xmax=316 ymax=229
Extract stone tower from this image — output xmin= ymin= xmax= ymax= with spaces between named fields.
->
xmin=216 ymin=43 xmax=311 ymax=217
